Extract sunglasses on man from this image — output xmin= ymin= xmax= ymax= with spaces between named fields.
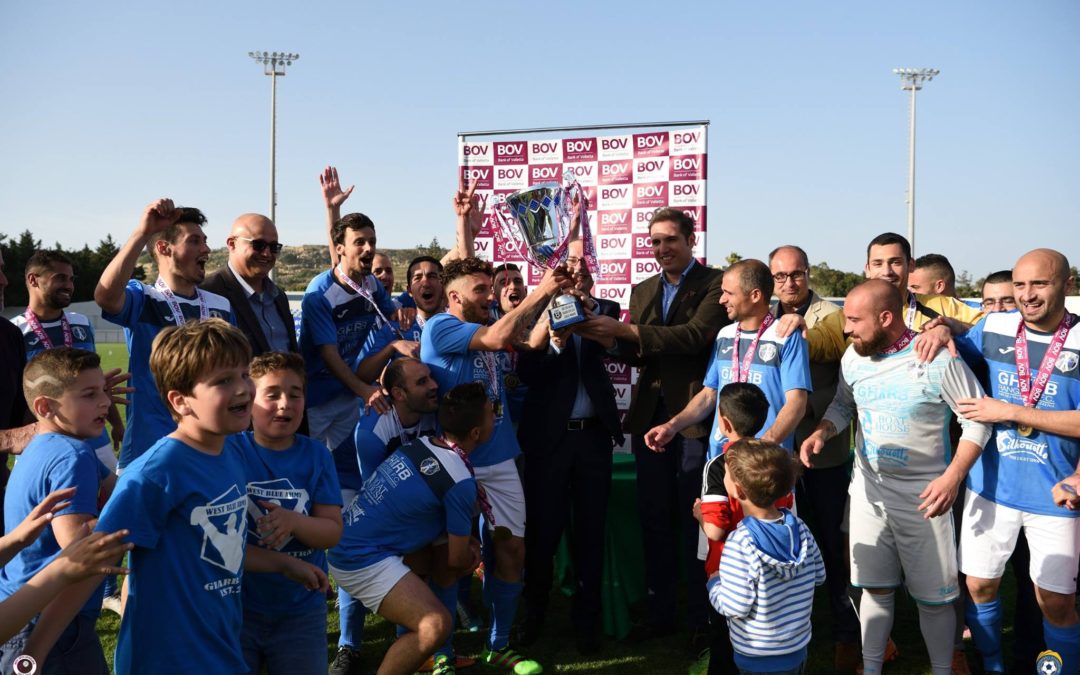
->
xmin=236 ymin=236 xmax=284 ymax=255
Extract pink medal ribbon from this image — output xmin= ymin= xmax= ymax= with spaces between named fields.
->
xmin=731 ymin=312 xmax=775 ymax=382
xmin=440 ymin=436 xmax=495 ymax=527
xmin=23 ymin=310 xmax=73 ymax=349
xmin=155 ymin=278 xmax=208 ymax=325
xmin=1015 ymin=313 xmax=1074 ymax=411
xmin=881 ymin=328 xmax=917 ymax=355
xmin=335 ymin=264 xmax=404 ymax=339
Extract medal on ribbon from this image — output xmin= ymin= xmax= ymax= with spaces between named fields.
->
xmin=334 ymin=264 xmax=404 ymax=340
xmin=1013 ymin=313 xmax=1074 ymax=438
xmin=155 ymin=278 xmax=209 ymax=325
xmin=731 ymin=313 xmax=775 ymax=383
xmin=23 ymin=310 xmax=73 ymax=349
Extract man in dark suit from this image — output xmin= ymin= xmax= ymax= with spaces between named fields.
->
xmin=575 ymin=208 xmax=728 ymax=645
xmin=201 ymin=213 xmax=298 ymax=356
xmin=516 ymin=243 xmax=624 ymax=655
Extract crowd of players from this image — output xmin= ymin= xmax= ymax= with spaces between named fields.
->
xmin=0 ymin=166 xmax=1077 ymax=675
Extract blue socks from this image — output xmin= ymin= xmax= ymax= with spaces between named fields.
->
xmin=431 ymin=581 xmax=459 ymax=658
xmin=486 ymin=575 xmax=523 ymax=651
xmin=965 ymin=598 xmax=1004 ymax=673
xmin=1043 ymin=620 xmax=1080 ymax=675
xmin=337 ymin=587 xmax=366 ymax=649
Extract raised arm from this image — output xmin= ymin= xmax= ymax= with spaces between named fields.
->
xmin=468 ymin=267 xmax=569 ymax=351
xmin=95 ymin=199 xmax=181 ymax=315
xmin=442 ymin=177 xmax=483 ymax=265
xmin=319 ymin=166 xmax=354 ymax=267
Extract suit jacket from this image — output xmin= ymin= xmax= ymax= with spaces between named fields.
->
xmin=613 ymin=262 xmax=728 ymax=439
xmin=201 ymin=266 xmax=298 ymax=357
xmin=517 ymin=298 xmax=624 ymax=450
xmin=773 ymin=292 xmax=850 ymax=468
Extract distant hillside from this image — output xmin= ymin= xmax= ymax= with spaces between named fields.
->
xmin=137 ymin=242 xmax=449 ymax=293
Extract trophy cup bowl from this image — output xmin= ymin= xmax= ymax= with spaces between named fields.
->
xmin=501 ymin=182 xmax=571 ymax=269
xmin=490 ymin=175 xmax=589 ymax=328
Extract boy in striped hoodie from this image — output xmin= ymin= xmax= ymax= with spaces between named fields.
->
xmin=707 ymin=439 xmax=825 ymax=675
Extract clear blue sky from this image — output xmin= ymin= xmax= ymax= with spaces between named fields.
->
xmin=2 ymin=1 xmax=1077 ymax=280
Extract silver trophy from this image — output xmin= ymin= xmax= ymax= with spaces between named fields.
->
xmin=488 ymin=170 xmax=601 ymax=328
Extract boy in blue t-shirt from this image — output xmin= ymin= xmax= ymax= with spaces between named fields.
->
xmin=0 ymin=348 xmax=115 ymax=674
xmin=232 ymin=351 xmax=343 ymax=675
xmin=0 ymin=486 xmax=131 ymax=644
xmin=19 ymin=320 xmax=327 ymax=675
xmin=94 ymin=199 xmax=235 ymax=470
xmin=329 ymin=382 xmax=489 ymax=675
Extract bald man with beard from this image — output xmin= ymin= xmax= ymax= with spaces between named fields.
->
xmin=202 ymin=214 xmax=297 ymax=356
xmin=803 ymin=280 xmax=991 ymax=675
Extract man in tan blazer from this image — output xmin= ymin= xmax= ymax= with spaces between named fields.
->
xmin=577 ymin=208 xmax=728 ymax=645
xmin=769 ymin=245 xmax=860 ymax=670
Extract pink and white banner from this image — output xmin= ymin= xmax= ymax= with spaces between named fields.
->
xmin=458 ymin=124 xmax=709 ymax=446
xmin=458 ymin=125 xmax=708 ymax=302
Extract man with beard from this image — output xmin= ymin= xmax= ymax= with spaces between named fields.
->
xmin=201 ymin=214 xmax=297 ymax=356
xmin=421 ymin=257 xmax=570 ymax=674
xmin=14 ymin=251 xmax=123 ymax=472
xmin=95 ymin=199 xmax=234 ymax=470
xmin=801 ymin=280 xmax=991 ymax=675
xmin=515 ymin=242 xmax=624 ymax=655
xmin=952 ymin=250 xmax=1080 ymax=675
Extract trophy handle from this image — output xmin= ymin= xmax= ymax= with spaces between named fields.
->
xmin=487 ymin=197 xmax=529 ymax=262
xmin=559 ymin=173 xmax=603 ymax=282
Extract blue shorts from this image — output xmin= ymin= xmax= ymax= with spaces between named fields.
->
xmin=240 ymin=606 xmax=328 ymax=675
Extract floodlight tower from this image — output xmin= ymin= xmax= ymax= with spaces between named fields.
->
xmin=248 ymin=51 xmax=299 ymax=236
xmin=893 ymin=67 xmax=939 ymax=255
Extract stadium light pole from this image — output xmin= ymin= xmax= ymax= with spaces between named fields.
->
xmin=248 ymin=51 xmax=299 ymax=281
xmin=893 ymin=67 xmax=939 ymax=256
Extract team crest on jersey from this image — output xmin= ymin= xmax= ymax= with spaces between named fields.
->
xmin=419 ymin=457 xmax=441 ymax=476
xmin=1056 ymin=352 xmax=1078 ymax=373
xmin=757 ymin=343 xmax=777 ymax=363
xmin=190 ymin=485 xmax=247 ymax=574
xmin=1036 ymin=650 xmax=1062 ymax=674
xmin=245 ymin=479 xmax=312 ymax=550
xmin=72 ymin=326 xmax=87 ymax=341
